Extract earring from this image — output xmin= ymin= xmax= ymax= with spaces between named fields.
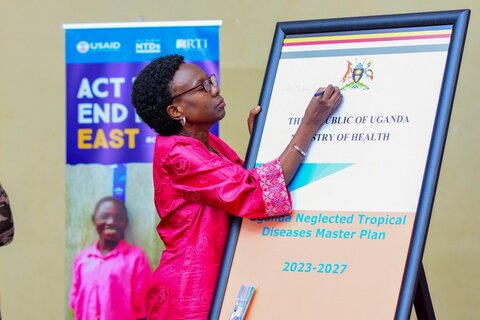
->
xmin=180 ymin=116 xmax=186 ymax=126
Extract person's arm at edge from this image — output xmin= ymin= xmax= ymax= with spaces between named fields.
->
xmin=0 ymin=182 xmax=14 ymax=247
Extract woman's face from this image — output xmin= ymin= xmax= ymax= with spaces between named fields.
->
xmin=92 ymin=200 xmax=127 ymax=243
xmin=170 ymin=63 xmax=226 ymax=129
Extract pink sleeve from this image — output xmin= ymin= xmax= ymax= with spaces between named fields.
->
xmin=253 ymin=158 xmax=292 ymax=216
xmin=132 ymin=252 xmax=152 ymax=319
xmin=69 ymin=255 xmax=81 ymax=309
xmin=165 ymin=141 xmax=291 ymax=218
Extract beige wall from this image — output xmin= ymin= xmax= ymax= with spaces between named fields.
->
xmin=0 ymin=1 xmax=478 ymax=319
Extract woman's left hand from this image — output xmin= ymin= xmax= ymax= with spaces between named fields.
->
xmin=247 ymin=105 xmax=262 ymax=135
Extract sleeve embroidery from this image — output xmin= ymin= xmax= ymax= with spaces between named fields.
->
xmin=253 ymin=159 xmax=291 ymax=216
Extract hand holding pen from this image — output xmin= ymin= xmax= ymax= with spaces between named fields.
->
xmin=303 ymin=84 xmax=343 ymax=130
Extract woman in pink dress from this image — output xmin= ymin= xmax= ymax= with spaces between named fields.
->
xmin=131 ymin=54 xmax=343 ymax=319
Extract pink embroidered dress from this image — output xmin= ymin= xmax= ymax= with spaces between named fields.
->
xmin=147 ymin=133 xmax=292 ymax=319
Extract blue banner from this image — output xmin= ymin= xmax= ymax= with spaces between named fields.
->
xmin=64 ymin=22 xmax=222 ymax=319
xmin=65 ymin=21 xmax=221 ymax=165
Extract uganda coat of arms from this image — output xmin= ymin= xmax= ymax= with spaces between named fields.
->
xmin=340 ymin=59 xmax=374 ymax=91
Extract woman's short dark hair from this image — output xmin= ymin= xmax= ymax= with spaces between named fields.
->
xmin=131 ymin=54 xmax=185 ymax=136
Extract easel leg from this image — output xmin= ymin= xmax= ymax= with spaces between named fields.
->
xmin=414 ymin=262 xmax=436 ymax=320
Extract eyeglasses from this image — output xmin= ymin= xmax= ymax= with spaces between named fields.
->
xmin=171 ymin=74 xmax=218 ymax=100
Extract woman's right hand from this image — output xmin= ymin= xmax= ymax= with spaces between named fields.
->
xmin=302 ymin=84 xmax=343 ymax=130
xmin=278 ymin=84 xmax=343 ymax=185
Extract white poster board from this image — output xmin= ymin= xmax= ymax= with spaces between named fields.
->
xmin=212 ymin=10 xmax=469 ymax=320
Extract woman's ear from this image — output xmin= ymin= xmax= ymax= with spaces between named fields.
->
xmin=166 ymin=104 xmax=183 ymax=121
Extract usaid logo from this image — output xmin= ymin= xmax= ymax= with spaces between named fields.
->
xmin=176 ymin=38 xmax=208 ymax=50
xmin=135 ymin=40 xmax=161 ymax=54
xmin=76 ymin=41 xmax=121 ymax=53
xmin=76 ymin=41 xmax=90 ymax=54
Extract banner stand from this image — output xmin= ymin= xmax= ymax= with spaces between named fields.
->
xmin=414 ymin=262 xmax=436 ymax=320
xmin=64 ymin=21 xmax=222 ymax=320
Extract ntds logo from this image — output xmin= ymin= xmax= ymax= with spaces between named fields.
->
xmin=135 ymin=40 xmax=161 ymax=54
xmin=76 ymin=41 xmax=121 ymax=54
xmin=176 ymin=38 xmax=208 ymax=50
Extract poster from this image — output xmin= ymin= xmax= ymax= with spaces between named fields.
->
xmin=213 ymin=11 xmax=469 ymax=320
xmin=63 ymin=20 xmax=221 ymax=319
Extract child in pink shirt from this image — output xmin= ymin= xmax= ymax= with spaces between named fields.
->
xmin=69 ymin=196 xmax=152 ymax=320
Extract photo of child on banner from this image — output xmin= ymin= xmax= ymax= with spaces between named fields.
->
xmin=69 ymin=196 xmax=152 ymax=320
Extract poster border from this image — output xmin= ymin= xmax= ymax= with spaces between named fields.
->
xmin=62 ymin=20 xmax=222 ymax=29
xmin=211 ymin=9 xmax=469 ymax=319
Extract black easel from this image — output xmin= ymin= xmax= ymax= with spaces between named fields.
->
xmin=413 ymin=262 xmax=436 ymax=320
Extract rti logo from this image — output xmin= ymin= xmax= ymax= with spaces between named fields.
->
xmin=76 ymin=41 xmax=121 ymax=54
xmin=135 ymin=40 xmax=161 ymax=54
xmin=176 ymin=38 xmax=208 ymax=50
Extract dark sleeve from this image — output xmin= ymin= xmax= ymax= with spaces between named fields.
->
xmin=0 ymin=182 xmax=14 ymax=246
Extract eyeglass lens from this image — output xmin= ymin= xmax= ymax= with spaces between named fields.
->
xmin=203 ymin=75 xmax=217 ymax=92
